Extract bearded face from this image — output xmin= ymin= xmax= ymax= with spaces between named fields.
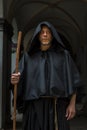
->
xmin=39 ymin=26 xmax=53 ymax=45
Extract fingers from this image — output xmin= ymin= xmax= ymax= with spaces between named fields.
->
xmin=11 ymin=72 xmax=20 ymax=85
xmin=66 ymin=111 xmax=75 ymax=120
xmin=65 ymin=106 xmax=76 ymax=120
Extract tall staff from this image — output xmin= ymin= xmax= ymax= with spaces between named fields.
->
xmin=13 ymin=31 xmax=22 ymax=130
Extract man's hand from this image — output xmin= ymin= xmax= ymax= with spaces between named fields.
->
xmin=11 ymin=72 xmax=20 ymax=85
xmin=65 ymin=93 xmax=76 ymax=120
xmin=65 ymin=102 xmax=76 ymax=120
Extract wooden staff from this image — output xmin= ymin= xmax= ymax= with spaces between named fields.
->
xmin=54 ymin=98 xmax=58 ymax=130
xmin=13 ymin=31 xmax=22 ymax=130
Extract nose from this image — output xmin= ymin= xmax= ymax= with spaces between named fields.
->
xmin=43 ymin=31 xmax=47 ymax=36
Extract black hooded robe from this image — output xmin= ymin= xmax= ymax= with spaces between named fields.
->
xmin=16 ymin=21 xmax=81 ymax=130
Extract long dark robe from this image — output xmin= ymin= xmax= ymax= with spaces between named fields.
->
xmin=15 ymin=21 xmax=81 ymax=130
xmin=22 ymin=98 xmax=70 ymax=130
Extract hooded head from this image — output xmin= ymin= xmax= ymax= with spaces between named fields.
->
xmin=39 ymin=24 xmax=53 ymax=46
xmin=28 ymin=21 xmax=65 ymax=55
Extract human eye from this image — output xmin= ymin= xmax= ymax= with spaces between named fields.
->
xmin=47 ymin=29 xmax=51 ymax=34
xmin=40 ymin=30 xmax=44 ymax=35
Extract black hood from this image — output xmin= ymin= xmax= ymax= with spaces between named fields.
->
xmin=28 ymin=21 xmax=65 ymax=54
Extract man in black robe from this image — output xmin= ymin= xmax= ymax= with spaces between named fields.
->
xmin=11 ymin=21 xmax=81 ymax=130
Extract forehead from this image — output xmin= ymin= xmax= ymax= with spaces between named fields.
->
xmin=40 ymin=25 xmax=51 ymax=32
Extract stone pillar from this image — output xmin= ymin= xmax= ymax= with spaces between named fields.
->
xmin=0 ymin=0 xmax=4 ymax=128
xmin=0 ymin=0 xmax=3 ymax=17
xmin=0 ymin=18 xmax=13 ymax=129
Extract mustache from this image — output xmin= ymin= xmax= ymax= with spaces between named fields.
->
xmin=41 ymin=38 xmax=49 ymax=40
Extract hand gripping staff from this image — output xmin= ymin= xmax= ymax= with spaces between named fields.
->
xmin=13 ymin=31 xmax=22 ymax=130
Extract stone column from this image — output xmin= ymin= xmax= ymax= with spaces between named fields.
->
xmin=0 ymin=0 xmax=4 ymax=129
xmin=0 ymin=18 xmax=13 ymax=129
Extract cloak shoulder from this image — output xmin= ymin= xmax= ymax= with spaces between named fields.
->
xmin=17 ymin=50 xmax=81 ymax=98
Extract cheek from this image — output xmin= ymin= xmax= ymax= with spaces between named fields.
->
xmin=49 ymin=36 xmax=52 ymax=41
xmin=39 ymin=35 xmax=42 ymax=41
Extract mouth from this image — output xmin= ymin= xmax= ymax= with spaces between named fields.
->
xmin=42 ymin=38 xmax=48 ymax=40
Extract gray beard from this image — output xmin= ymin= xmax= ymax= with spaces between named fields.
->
xmin=40 ymin=42 xmax=51 ymax=46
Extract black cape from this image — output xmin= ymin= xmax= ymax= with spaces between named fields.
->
xmin=17 ymin=21 xmax=81 ymax=102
